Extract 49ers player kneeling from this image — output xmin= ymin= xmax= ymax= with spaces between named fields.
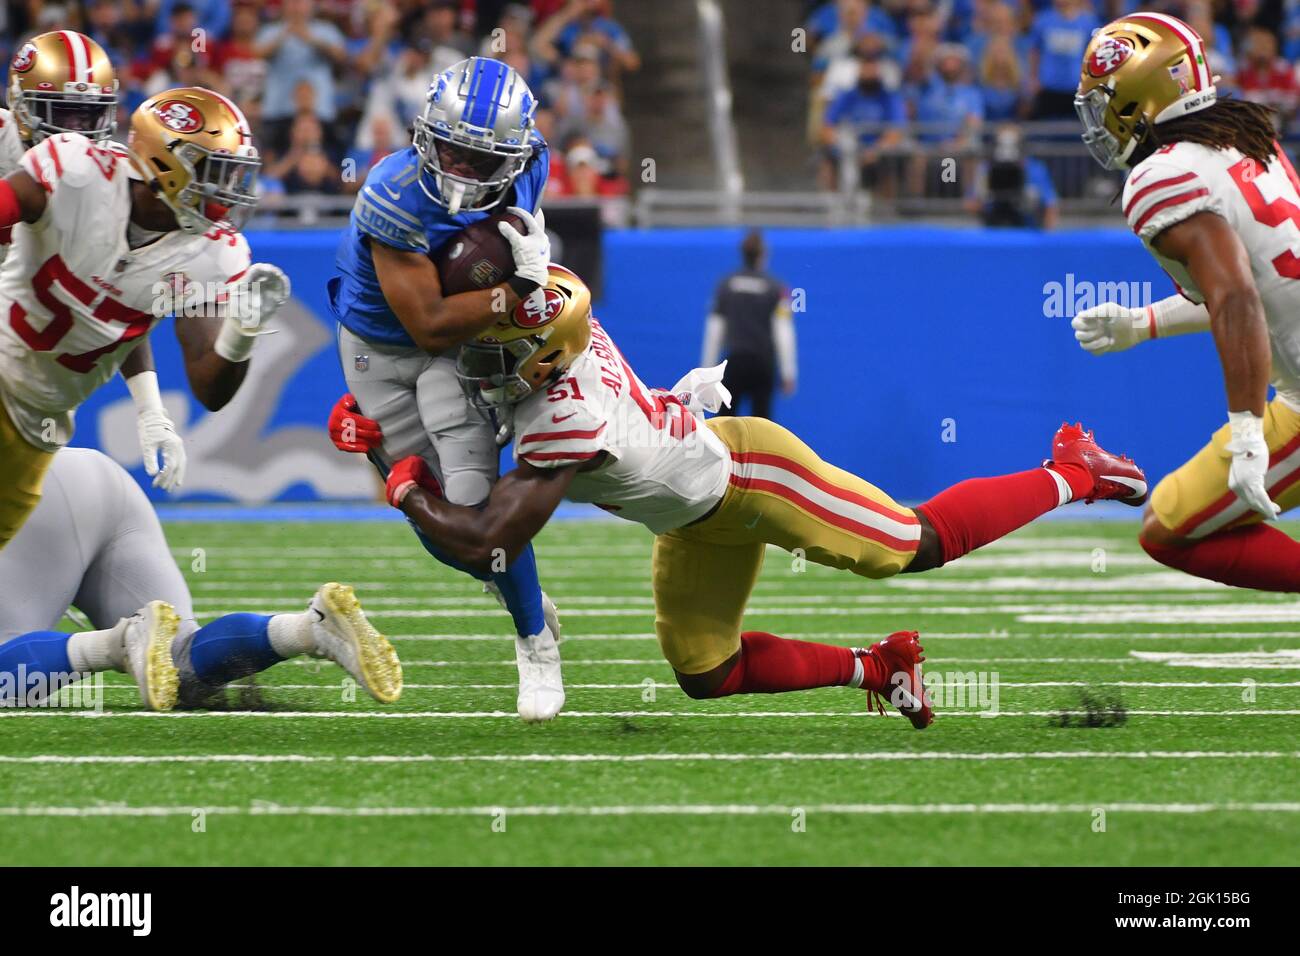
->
xmin=330 ymin=266 xmax=1149 ymax=727
xmin=0 ymin=85 xmax=287 ymax=549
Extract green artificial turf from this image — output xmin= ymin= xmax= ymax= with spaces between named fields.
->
xmin=3 ymin=518 xmax=1298 ymax=865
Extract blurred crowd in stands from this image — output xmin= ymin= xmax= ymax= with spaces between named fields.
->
xmin=0 ymin=0 xmax=637 ymax=209
xmin=809 ymin=0 xmax=1300 ymax=223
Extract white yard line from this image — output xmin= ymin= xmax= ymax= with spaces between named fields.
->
xmin=192 ymin=591 xmax=1259 ymax=608
xmin=1027 ymin=606 xmax=1300 ymax=623
xmin=86 ymin=679 xmax=1300 ymax=692
xmin=1 ymin=750 xmax=1294 ymax=766
xmin=290 ymin=654 xmax=1299 ymax=668
xmin=3 ymin=802 xmax=1298 ymax=817
xmin=377 ymin=630 xmax=1300 ymax=642
xmin=177 ymin=602 xmax=1295 ymax=619
xmin=4 ymin=709 xmax=1299 ymax=719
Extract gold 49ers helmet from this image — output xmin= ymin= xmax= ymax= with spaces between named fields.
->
xmin=8 ymin=30 xmax=117 ymax=144
xmin=457 ymin=264 xmax=593 ymax=408
xmin=128 ymin=87 xmax=260 ymax=235
xmin=1076 ymin=12 xmax=1218 ymax=170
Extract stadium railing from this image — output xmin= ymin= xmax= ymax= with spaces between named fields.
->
xmin=246 ymin=124 xmax=1300 ymax=229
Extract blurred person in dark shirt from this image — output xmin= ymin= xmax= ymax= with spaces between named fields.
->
xmin=703 ymin=230 xmax=797 ymax=421
xmin=967 ymin=123 xmax=1059 ymax=228
xmin=819 ymin=50 xmax=906 ymax=191
xmin=265 ymin=111 xmax=343 ymax=195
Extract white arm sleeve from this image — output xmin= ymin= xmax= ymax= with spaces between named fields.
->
xmin=702 ymin=313 xmax=724 ymax=367
xmin=1151 ymin=294 xmax=1211 ymax=339
xmin=773 ymin=305 xmax=796 ymax=384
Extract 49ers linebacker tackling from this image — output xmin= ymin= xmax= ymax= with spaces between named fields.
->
xmin=331 ymin=265 xmax=1150 ymax=727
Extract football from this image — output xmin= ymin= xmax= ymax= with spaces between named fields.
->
xmin=432 ymin=210 xmax=525 ymax=295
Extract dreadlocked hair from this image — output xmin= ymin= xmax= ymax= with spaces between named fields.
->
xmin=1146 ymin=97 xmax=1279 ymax=166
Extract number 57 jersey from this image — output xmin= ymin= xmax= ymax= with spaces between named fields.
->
xmin=511 ymin=319 xmax=732 ymax=533
xmin=0 ymin=132 xmax=250 ymax=449
xmin=1125 ymin=139 xmax=1300 ymax=405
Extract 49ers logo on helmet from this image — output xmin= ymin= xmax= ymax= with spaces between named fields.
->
xmin=1087 ymin=36 xmax=1134 ymax=77
xmin=155 ymin=99 xmax=204 ymax=134
xmin=11 ymin=43 xmax=36 ymax=73
xmin=513 ymin=288 xmax=563 ymax=328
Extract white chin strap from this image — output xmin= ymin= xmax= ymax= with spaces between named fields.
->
xmin=444 ymin=179 xmax=467 ymax=216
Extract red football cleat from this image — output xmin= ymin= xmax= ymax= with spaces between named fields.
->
xmin=858 ymin=631 xmax=933 ymax=729
xmin=1050 ymin=422 xmax=1149 ymax=506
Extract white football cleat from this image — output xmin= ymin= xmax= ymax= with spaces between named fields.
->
xmin=483 ymin=583 xmax=564 ymax=644
xmin=515 ymin=627 xmax=565 ymax=723
xmin=122 ymin=601 xmax=181 ymax=712
xmin=308 ymin=583 xmax=403 ymax=703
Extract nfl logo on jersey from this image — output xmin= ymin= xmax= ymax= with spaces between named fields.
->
xmin=354 ymin=354 xmax=369 ymax=372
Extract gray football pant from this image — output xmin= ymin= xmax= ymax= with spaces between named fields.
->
xmin=0 ymin=448 xmax=306 ymax=704
xmin=0 ymin=447 xmax=193 ymax=642
xmin=337 ymin=325 xmax=498 ymax=506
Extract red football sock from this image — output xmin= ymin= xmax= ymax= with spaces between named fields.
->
xmin=916 ymin=464 xmax=1092 ymax=564
xmin=711 ymin=632 xmax=877 ymax=697
xmin=1141 ymin=524 xmax=1300 ymax=592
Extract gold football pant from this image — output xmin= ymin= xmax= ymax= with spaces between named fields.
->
xmin=1151 ymin=396 xmax=1300 ymax=539
xmin=652 ymin=416 xmax=921 ymax=674
xmin=0 ymin=399 xmax=53 ymax=550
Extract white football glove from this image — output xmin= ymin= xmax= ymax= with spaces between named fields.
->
xmin=215 ymin=262 xmax=289 ymax=362
xmin=1226 ymin=411 xmax=1280 ymax=520
xmin=1071 ymin=302 xmax=1150 ymax=355
xmin=127 ymin=371 xmax=186 ymax=492
xmin=498 ymin=206 xmax=550 ymax=287
xmin=247 ymin=262 xmax=291 ymax=320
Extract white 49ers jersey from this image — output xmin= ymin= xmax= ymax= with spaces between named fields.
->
xmin=511 ymin=320 xmax=731 ymax=533
xmin=0 ymin=132 xmax=250 ymax=449
xmin=1125 ymin=140 xmax=1300 ymax=404
xmin=0 ymin=108 xmax=26 ymax=177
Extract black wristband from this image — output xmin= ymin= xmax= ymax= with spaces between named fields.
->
xmin=507 ymin=274 xmax=541 ymax=298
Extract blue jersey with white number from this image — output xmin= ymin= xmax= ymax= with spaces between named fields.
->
xmin=329 ymin=141 xmax=549 ymax=347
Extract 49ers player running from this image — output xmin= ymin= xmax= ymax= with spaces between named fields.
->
xmin=1071 ymin=13 xmax=1300 ymax=590
xmin=0 ymin=31 xmax=199 ymax=507
xmin=0 ymin=86 xmax=287 ymax=549
xmin=330 ymin=266 xmax=1148 ymax=727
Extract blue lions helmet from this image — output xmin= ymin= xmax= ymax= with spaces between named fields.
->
xmin=413 ymin=57 xmax=538 ymax=215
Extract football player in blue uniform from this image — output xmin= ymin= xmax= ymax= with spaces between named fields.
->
xmin=328 ymin=57 xmax=564 ymax=722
